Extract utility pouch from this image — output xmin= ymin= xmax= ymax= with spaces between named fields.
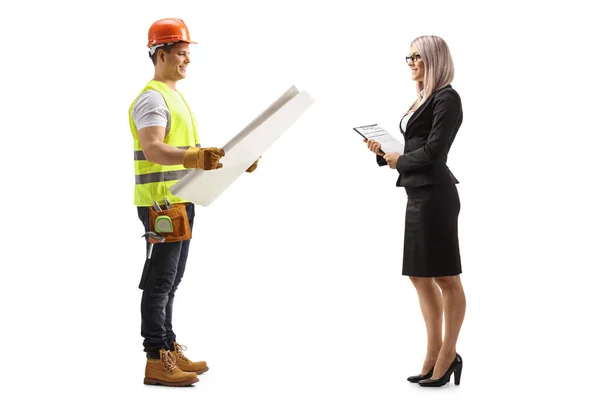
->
xmin=148 ymin=202 xmax=192 ymax=242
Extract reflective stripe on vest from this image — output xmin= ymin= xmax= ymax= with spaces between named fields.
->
xmin=133 ymin=145 xmax=199 ymax=161
xmin=135 ymin=169 xmax=191 ymax=184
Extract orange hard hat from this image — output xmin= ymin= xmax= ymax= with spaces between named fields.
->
xmin=147 ymin=18 xmax=197 ymax=48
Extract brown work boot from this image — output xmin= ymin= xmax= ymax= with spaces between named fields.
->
xmin=173 ymin=342 xmax=209 ymax=374
xmin=144 ymin=349 xmax=199 ymax=386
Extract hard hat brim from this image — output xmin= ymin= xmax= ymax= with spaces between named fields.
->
xmin=147 ymin=39 xmax=198 ymax=47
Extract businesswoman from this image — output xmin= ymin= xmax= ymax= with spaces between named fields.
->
xmin=365 ymin=35 xmax=466 ymax=387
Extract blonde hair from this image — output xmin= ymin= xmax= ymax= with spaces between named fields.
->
xmin=407 ymin=35 xmax=455 ymax=112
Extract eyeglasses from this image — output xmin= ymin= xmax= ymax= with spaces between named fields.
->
xmin=405 ymin=54 xmax=422 ymax=64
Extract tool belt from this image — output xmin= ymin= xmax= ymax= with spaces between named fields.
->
xmin=148 ymin=201 xmax=192 ymax=243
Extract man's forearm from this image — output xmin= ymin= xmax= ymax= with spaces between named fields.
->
xmin=143 ymin=142 xmax=187 ymax=166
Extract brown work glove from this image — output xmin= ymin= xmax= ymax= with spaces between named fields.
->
xmin=246 ymin=157 xmax=261 ymax=173
xmin=183 ymin=147 xmax=225 ymax=170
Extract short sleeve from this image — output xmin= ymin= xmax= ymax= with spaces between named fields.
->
xmin=131 ymin=90 xmax=169 ymax=131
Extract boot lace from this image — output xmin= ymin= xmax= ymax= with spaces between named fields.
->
xmin=174 ymin=343 xmax=191 ymax=362
xmin=162 ymin=350 xmax=178 ymax=373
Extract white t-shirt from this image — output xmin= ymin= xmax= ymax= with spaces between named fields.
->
xmin=131 ymin=89 xmax=194 ymax=134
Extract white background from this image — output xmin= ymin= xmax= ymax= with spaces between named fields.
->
xmin=1 ymin=0 xmax=598 ymax=399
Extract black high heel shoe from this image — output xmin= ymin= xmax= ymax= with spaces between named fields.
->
xmin=418 ymin=353 xmax=462 ymax=387
xmin=407 ymin=368 xmax=433 ymax=383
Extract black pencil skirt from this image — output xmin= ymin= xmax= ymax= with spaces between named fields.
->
xmin=402 ymin=184 xmax=462 ymax=277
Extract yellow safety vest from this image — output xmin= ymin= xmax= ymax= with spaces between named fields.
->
xmin=128 ymin=80 xmax=200 ymax=206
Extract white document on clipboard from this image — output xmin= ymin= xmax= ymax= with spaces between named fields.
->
xmin=353 ymin=124 xmax=404 ymax=154
xmin=170 ymin=85 xmax=314 ymax=207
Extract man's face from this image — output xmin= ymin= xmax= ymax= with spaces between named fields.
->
xmin=160 ymin=42 xmax=191 ymax=80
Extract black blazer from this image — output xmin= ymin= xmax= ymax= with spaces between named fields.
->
xmin=377 ymin=84 xmax=462 ymax=187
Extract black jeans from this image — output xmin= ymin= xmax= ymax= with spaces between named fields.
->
xmin=137 ymin=203 xmax=195 ymax=353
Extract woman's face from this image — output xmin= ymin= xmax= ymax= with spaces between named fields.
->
xmin=407 ymin=45 xmax=424 ymax=82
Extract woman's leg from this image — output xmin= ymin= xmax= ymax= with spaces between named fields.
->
xmin=409 ymin=276 xmax=444 ymax=374
xmin=431 ymin=275 xmax=466 ymax=379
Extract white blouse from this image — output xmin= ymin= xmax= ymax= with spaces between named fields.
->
xmin=400 ymin=111 xmax=413 ymax=133
xmin=401 ymin=92 xmax=427 ymax=133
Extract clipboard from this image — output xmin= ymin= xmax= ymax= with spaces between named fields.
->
xmin=353 ymin=124 xmax=385 ymax=155
xmin=353 ymin=123 xmax=404 ymax=156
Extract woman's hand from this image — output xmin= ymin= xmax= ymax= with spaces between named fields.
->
xmin=364 ymin=139 xmax=382 ymax=155
xmin=383 ymin=152 xmax=400 ymax=169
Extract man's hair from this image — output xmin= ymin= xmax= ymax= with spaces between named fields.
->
xmin=150 ymin=43 xmax=176 ymax=65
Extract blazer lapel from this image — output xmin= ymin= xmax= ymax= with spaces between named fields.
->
xmin=405 ymin=84 xmax=452 ymax=133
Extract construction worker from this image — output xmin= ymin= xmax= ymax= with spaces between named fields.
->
xmin=128 ymin=17 xmax=259 ymax=387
